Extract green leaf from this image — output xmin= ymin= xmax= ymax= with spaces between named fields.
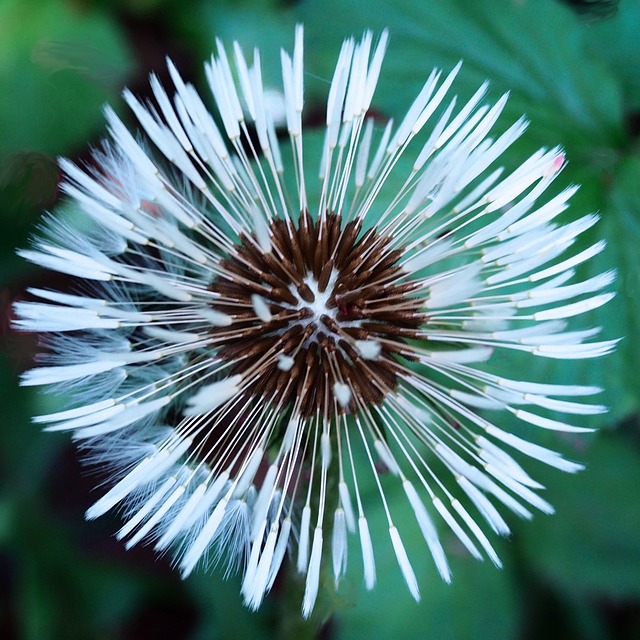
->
xmin=334 ymin=475 xmax=520 ymax=640
xmin=0 ymin=151 xmax=59 ymax=281
xmin=168 ymin=0 xmax=297 ymax=90
xmin=515 ymin=431 xmax=640 ymax=599
xmin=559 ymin=0 xmax=621 ymax=21
xmin=0 ymin=0 xmax=134 ymax=158
xmin=300 ymin=0 xmax=624 ymax=153
xmin=587 ymin=155 xmax=640 ymax=419
xmin=584 ymin=0 xmax=640 ymax=109
xmin=186 ymin=572 xmax=273 ymax=640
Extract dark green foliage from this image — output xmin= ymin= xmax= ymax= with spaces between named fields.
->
xmin=2 ymin=0 xmax=640 ymax=638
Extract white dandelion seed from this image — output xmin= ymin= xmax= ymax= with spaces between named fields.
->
xmin=16 ymin=26 xmax=616 ymax=617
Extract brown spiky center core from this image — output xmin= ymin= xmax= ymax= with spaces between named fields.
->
xmin=210 ymin=211 xmax=424 ymax=418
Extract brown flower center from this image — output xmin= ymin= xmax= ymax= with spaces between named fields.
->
xmin=209 ymin=212 xmax=424 ymax=418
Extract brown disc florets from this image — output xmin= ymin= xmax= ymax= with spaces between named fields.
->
xmin=210 ymin=211 xmax=425 ymax=418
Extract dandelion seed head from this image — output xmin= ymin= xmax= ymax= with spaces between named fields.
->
xmin=15 ymin=26 xmax=615 ymax=617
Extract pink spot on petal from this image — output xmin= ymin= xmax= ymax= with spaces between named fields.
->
xmin=551 ymin=153 xmax=565 ymax=173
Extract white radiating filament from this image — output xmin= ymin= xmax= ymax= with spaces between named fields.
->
xmin=359 ymin=516 xmax=376 ymax=590
xmin=374 ymin=439 xmax=400 ymax=476
xmin=297 ymin=505 xmax=311 ymax=573
xmin=332 ymin=508 xmax=348 ymax=583
xmin=339 ymin=481 xmax=356 ymax=532
xmin=180 ymin=497 xmax=229 ymax=578
xmin=403 ymin=481 xmax=451 ymax=582
xmin=302 ymin=528 xmax=323 ymax=619
xmin=389 ymin=526 xmax=420 ymax=601
xmin=86 ymin=436 xmax=192 ymax=520
xmin=266 ymin=517 xmax=292 ymax=592
xmin=155 ymin=481 xmax=208 ymax=550
xmin=246 ymin=526 xmax=278 ymax=610
xmin=185 ymin=375 xmax=242 ymax=416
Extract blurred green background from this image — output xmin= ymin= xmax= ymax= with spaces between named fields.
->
xmin=2 ymin=0 xmax=640 ymax=638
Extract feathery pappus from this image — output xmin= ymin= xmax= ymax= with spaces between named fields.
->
xmin=16 ymin=26 xmax=615 ymax=616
